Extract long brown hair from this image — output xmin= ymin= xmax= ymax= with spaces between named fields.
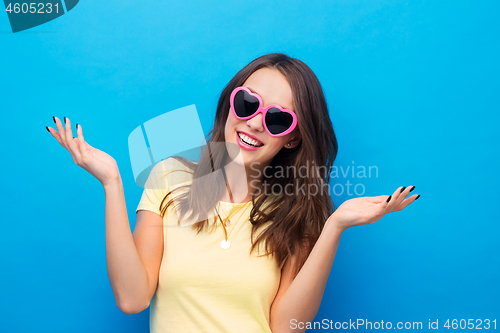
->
xmin=159 ymin=53 xmax=338 ymax=279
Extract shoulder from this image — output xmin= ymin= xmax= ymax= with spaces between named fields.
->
xmin=157 ymin=156 xmax=194 ymax=171
xmin=152 ymin=157 xmax=196 ymax=177
xmin=158 ymin=157 xmax=196 ymax=189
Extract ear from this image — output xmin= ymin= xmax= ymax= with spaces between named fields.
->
xmin=284 ymin=135 xmax=301 ymax=149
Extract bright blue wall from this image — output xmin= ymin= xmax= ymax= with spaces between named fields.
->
xmin=1 ymin=0 xmax=499 ymax=332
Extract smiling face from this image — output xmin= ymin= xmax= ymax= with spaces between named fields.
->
xmin=224 ymin=67 xmax=301 ymax=172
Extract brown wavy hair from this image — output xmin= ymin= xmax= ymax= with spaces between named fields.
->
xmin=159 ymin=53 xmax=338 ymax=279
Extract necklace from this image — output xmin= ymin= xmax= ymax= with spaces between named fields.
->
xmin=215 ymin=201 xmax=251 ymax=250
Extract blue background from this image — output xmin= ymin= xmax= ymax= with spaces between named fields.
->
xmin=1 ymin=0 xmax=499 ymax=332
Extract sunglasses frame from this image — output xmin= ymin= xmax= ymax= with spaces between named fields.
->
xmin=230 ymin=86 xmax=298 ymax=137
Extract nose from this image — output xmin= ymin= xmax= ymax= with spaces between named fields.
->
xmin=246 ymin=113 xmax=265 ymax=133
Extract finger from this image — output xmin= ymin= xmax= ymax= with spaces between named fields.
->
xmin=384 ymin=187 xmax=402 ymax=211
xmin=48 ymin=127 xmax=66 ymax=147
xmin=379 ymin=194 xmax=392 ymax=210
xmin=76 ymin=123 xmax=89 ymax=160
xmin=53 ymin=116 xmax=68 ymax=147
xmin=64 ymin=117 xmax=83 ymax=163
xmin=62 ymin=118 xmax=80 ymax=164
xmin=64 ymin=117 xmax=72 ymax=147
xmin=48 ymin=118 xmax=70 ymax=148
xmin=394 ymin=194 xmax=420 ymax=211
xmin=372 ymin=195 xmax=391 ymax=220
xmin=394 ymin=185 xmax=412 ymax=207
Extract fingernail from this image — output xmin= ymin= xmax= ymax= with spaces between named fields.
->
xmin=410 ymin=186 xmax=416 ymax=192
xmin=400 ymin=186 xmax=406 ymax=193
xmin=52 ymin=116 xmax=56 ymax=124
xmin=76 ymin=123 xmax=79 ymax=129
xmin=415 ymin=194 xmax=420 ymax=200
xmin=386 ymin=195 xmax=392 ymax=203
xmin=46 ymin=126 xmax=50 ymax=133
xmin=64 ymin=116 xmax=67 ymax=123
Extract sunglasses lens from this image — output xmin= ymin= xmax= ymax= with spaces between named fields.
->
xmin=265 ymin=108 xmax=294 ymax=135
xmin=234 ymin=90 xmax=260 ymax=117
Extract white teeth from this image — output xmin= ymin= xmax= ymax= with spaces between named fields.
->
xmin=238 ymin=132 xmax=262 ymax=147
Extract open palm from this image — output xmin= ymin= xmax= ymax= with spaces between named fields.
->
xmin=329 ymin=186 xmax=420 ymax=232
xmin=47 ymin=116 xmax=120 ymax=187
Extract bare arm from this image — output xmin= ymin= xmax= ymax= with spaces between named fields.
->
xmin=269 ymin=220 xmax=342 ymax=333
xmin=47 ymin=116 xmax=163 ymax=315
xmin=104 ymin=178 xmax=164 ymax=314
xmin=270 ymin=186 xmax=420 ymax=333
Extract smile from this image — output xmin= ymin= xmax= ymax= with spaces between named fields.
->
xmin=237 ymin=131 xmax=264 ymax=148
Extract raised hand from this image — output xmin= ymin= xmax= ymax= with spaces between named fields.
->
xmin=46 ymin=116 xmax=121 ymax=187
xmin=327 ymin=186 xmax=420 ymax=232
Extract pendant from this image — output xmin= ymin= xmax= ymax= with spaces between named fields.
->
xmin=220 ymin=240 xmax=231 ymax=249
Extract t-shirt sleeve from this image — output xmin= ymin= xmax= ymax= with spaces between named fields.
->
xmin=135 ymin=160 xmax=171 ymax=216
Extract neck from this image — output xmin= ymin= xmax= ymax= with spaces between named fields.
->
xmin=219 ymin=157 xmax=269 ymax=203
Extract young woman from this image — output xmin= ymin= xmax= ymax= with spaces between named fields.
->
xmin=46 ymin=53 xmax=419 ymax=333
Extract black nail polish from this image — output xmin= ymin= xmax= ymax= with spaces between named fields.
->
xmin=52 ymin=116 xmax=56 ymax=124
xmin=64 ymin=116 xmax=67 ymax=123
xmin=76 ymin=123 xmax=79 ymax=129
xmin=400 ymin=186 xmax=406 ymax=193
xmin=410 ymin=186 xmax=416 ymax=192
xmin=46 ymin=126 xmax=50 ymax=133
xmin=415 ymin=194 xmax=420 ymax=200
xmin=386 ymin=195 xmax=392 ymax=202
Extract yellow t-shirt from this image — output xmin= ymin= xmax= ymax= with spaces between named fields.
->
xmin=135 ymin=157 xmax=282 ymax=333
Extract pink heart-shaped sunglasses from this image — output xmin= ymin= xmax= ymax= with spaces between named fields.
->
xmin=230 ymin=86 xmax=298 ymax=137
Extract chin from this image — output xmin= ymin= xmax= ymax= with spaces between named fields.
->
xmin=232 ymin=151 xmax=247 ymax=166
xmin=224 ymin=139 xmax=244 ymax=165
xmin=233 ymin=148 xmax=260 ymax=167
xmin=224 ymin=129 xmax=269 ymax=168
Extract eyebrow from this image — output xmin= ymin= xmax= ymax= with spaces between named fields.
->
xmin=245 ymin=85 xmax=294 ymax=111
